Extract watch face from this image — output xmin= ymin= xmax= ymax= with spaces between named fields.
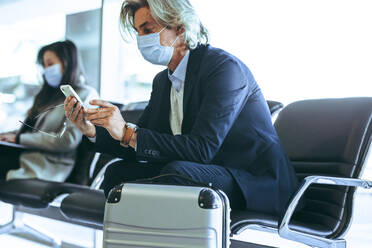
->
xmin=126 ymin=123 xmax=137 ymax=130
xmin=126 ymin=123 xmax=135 ymax=128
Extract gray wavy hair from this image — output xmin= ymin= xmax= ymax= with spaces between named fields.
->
xmin=120 ymin=0 xmax=209 ymax=49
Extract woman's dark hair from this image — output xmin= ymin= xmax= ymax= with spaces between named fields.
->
xmin=28 ymin=40 xmax=85 ymax=119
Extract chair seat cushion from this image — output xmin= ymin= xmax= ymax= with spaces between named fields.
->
xmin=231 ymin=210 xmax=333 ymax=237
xmin=60 ymin=190 xmax=105 ymax=226
xmin=0 ymin=179 xmax=91 ymax=208
xmin=231 ymin=211 xmax=279 ymax=233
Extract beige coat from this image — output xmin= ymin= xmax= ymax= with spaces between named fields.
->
xmin=7 ymin=84 xmax=99 ymax=182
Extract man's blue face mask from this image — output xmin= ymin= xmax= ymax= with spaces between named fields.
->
xmin=137 ymin=26 xmax=179 ymax=66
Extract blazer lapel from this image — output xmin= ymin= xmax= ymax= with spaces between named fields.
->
xmin=183 ymin=45 xmax=208 ymax=116
xmin=157 ymin=71 xmax=172 ymax=134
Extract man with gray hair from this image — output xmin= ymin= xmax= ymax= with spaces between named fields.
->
xmin=65 ymin=0 xmax=298 ymax=215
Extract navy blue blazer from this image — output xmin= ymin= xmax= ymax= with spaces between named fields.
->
xmin=94 ymin=45 xmax=298 ymax=214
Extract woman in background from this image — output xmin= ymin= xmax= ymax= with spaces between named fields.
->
xmin=0 ymin=40 xmax=98 ymax=181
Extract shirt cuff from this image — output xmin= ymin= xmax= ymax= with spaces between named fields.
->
xmin=87 ymin=136 xmax=97 ymax=143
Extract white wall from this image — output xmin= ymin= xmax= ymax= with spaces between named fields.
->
xmin=191 ymin=0 xmax=372 ymax=104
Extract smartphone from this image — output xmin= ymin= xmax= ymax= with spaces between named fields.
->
xmin=60 ymin=84 xmax=84 ymax=107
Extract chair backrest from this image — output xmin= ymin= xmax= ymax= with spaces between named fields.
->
xmin=121 ymin=101 xmax=148 ymax=124
xmin=120 ymin=100 xmax=283 ymax=123
xmin=65 ymin=139 xmax=96 ymax=185
xmin=274 ymin=97 xmax=372 ymax=238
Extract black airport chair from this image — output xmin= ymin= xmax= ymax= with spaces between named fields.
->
xmin=230 ymin=97 xmax=372 ymax=247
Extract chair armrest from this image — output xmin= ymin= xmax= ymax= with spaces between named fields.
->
xmin=278 ymin=175 xmax=372 ymax=247
xmin=89 ymin=158 xmax=122 ymax=190
xmin=0 ymin=140 xmax=30 ymax=150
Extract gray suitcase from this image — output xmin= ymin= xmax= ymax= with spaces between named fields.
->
xmin=103 ymin=176 xmax=231 ymax=248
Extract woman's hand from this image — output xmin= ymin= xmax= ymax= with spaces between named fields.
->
xmin=85 ymin=100 xmax=126 ymax=141
xmin=64 ymin=96 xmax=96 ymax=138
xmin=0 ymin=133 xmax=16 ymax=143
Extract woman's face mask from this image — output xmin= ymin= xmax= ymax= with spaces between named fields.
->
xmin=137 ymin=26 xmax=179 ymax=66
xmin=43 ymin=64 xmax=63 ymax=88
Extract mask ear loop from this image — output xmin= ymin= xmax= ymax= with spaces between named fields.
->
xmin=171 ymin=35 xmax=180 ymax=47
xmin=159 ymin=26 xmax=167 ymax=34
xmin=158 ymin=26 xmax=180 ymax=47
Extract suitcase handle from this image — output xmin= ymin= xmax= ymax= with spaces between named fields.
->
xmin=130 ymin=173 xmax=213 ymax=188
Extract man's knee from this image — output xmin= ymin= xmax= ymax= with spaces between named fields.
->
xmin=160 ymin=160 xmax=189 ymax=175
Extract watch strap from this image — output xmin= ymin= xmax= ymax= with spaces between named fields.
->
xmin=121 ymin=123 xmax=137 ymax=146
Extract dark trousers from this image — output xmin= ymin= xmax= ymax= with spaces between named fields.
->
xmin=102 ymin=160 xmax=246 ymax=210
xmin=0 ymin=147 xmax=21 ymax=180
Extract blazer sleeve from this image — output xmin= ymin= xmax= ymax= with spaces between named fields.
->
xmin=136 ymin=59 xmax=252 ymax=163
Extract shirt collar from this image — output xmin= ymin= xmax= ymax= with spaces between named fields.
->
xmin=168 ymin=50 xmax=190 ymax=92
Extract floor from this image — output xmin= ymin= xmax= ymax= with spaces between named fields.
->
xmin=0 ymin=169 xmax=371 ymax=248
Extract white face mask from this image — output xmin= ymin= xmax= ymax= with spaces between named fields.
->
xmin=43 ymin=64 xmax=63 ymax=88
xmin=137 ymin=26 xmax=179 ymax=66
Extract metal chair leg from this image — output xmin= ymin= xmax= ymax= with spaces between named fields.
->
xmin=310 ymin=238 xmax=346 ymax=248
xmin=0 ymin=205 xmax=62 ymax=248
xmin=93 ymin=228 xmax=97 ymax=248
xmin=0 ymin=221 xmax=15 ymax=234
xmin=0 ymin=203 xmax=17 ymax=234
xmin=20 ymin=221 xmax=62 ymax=248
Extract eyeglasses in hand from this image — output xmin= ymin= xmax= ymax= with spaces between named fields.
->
xmin=18 ymin=104 xmax=67 ymax=138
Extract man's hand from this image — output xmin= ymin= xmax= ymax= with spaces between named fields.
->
xmin=0 ymin=133 xmax=16 ymax=143
xmin=85 ymin=100 xmax=126 ymax=141
xmin=64 ymin=96 xmax=96 ymax=138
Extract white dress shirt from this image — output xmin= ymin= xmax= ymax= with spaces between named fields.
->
xmin=168 ymin=50 xmax=190 ymax=135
